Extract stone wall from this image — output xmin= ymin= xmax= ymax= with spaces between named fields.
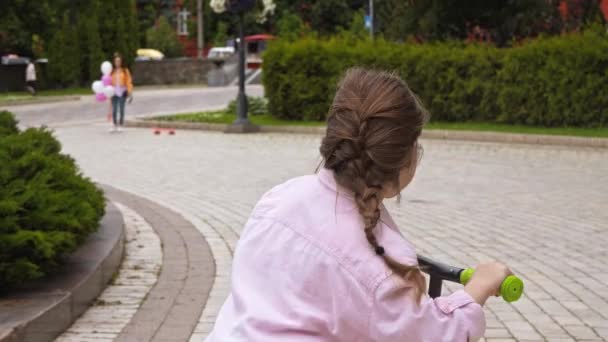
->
xmin=131 ymin=58 xmax=214 ymax=85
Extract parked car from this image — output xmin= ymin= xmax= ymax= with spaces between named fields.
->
xmin=1 ymin=54 xmax=30 ymax=65
xmin=207 ymin=47 xmax=235 ymax=59
xmin=135 ymin=49 xmax=164 ymax=61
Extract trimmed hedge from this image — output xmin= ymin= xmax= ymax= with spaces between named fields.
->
xmin=263 ymin=32 xmax=608 ymax=127
xmin=0 ymin=111 xmax=105 ymax=289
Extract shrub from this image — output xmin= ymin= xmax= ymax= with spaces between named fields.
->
xmin=263 ymin=32 xmax=608 ymax=127
xmin=0 ymin=111 xmax=19 ymax=137
xmin=0 ymin=112 xmax=105 ymax=289
xmin=227 ymin=96 xmax=268 ymax=116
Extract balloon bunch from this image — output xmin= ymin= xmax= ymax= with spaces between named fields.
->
xmin=91 ymin=61 xmax=115 ymax=102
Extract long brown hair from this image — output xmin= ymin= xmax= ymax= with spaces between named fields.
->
xmin=320 ymin=68 xmax=429 ymax=301
xmin=112 ymin=52 xmax=125 ymax=71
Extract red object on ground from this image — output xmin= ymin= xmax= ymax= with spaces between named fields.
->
xmin=153 ymin=128 xmax=175 ymax=135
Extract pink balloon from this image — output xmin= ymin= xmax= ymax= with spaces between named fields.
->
xmin=102 ymin=75 xmax=112 ymax=86
xmin=95 ymin=93 xmax=107 ymax=102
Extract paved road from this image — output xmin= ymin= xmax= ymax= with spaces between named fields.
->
xmin=50 ymin=121 xmax=608 ymax=341
xmin=4 ymin=85 xmax=264 ymax=128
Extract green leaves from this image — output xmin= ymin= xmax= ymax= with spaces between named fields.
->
xmin=264 ymin=32 xmax=608 ymax=127
xmin=0 ymin=112 xmax=105 ymax=290
xmin=0 ymin=111 xmax=19 ymax=137
xmin=47 ymin=13 xmax=81 ymax=87
xmin=146 ymin=16 xmax=184 ymax=58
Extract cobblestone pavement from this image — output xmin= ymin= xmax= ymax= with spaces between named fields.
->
xmin=56 ymin=203 xmax=162 ymax=342
xmin=53 ymin=123 xmax=608 ymax=341
xmin=5 ymin=85 xmax=264 ymax=128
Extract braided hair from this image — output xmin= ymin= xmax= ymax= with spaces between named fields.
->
xmin=320 ymin=68 xmax=428 ymax=302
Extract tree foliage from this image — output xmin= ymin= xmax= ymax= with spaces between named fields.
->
xmin=310 ymin=0 xmax=353 ymax=36
xmin=1 ymin=0 xmax=139 ymax=84
xmin=375 ymin=0 xmax=605 ymax=46
xmin=146 ymin=16 xmax=184 ymax=57
xmin=47 ymin=14 xmax=81 ymax=87
xmin=0 ymin=0 xmax=59 ymax=57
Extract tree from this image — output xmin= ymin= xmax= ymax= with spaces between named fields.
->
xmin=77 ymin=0 xmax=105 ymax=82
xmin=138 ymin=3 xmax=159 ymax=47
xmin=146 ymin=16 xmax=184 ymax=57
xmin=375 ymin=0 xmax=567 ymax=46
xmin=125 ymin=0 xmax=140 ymax=67
xmin=338 ymin=9 xmax=368 ymax=41
xmin=0 ymin=0 xmax=61 ymax=57
xmin=276 ymin=10 xmax=306 ymax=41
xmin=115 ymin=17 xmax=131 ymax=63
xmin=375 ymin=0 xmax=411 ymax=41
xmin=214 ymin=22 xmax=229 ymax=46
xmin=86 ymin=14 xmax=105 ymax=82
xmin=47 ymin=14 xmax=81 ymax=86
xmin=311 ymin=0 xmax=353 ymax=35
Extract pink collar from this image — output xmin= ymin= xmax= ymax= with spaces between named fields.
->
xmin=317 ymin=167 xmax=354 ymax=199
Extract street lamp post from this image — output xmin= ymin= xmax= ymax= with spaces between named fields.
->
xmin=369 ymin=0 xmax=374 ymax=40
xmin=224 ymin=0 xmax=260 ymax=133
xmin=197 ymin=0 xmax=204 ymax=59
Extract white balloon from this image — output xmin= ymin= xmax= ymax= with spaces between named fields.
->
xmin=91 ymin=81 xmax=104 ymax=94
xmin=102 ymin=85 xmax=115 ymax=97
xmin=101 ymin=61 xmax=113 ymax=76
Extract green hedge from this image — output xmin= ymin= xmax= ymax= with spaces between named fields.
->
xmin=263 ymin=32 xmax=608 ymax=127
xmin=0 ymin=111 xmax=105 ymax=289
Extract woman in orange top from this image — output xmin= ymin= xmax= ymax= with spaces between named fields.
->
xmin=110 ymin=52 xmax=133 ymax=132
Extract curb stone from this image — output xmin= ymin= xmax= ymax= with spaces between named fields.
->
xmin=55 ymin=202 xmax=163 ymax=342
xmin=1 ymin=96 xmax=81 ymax=107
xmin=101 ymin=185 xmax=215 ymax=342
xmin=126 ymin=118 xmax=608 ymax=148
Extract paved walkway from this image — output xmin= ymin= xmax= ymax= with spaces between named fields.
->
xmin=49 ymin=122 xmax=608 ymax=341
xmin=56 ymin=203 xmax=162 ymax=342
xmin=5 ymin=85 xmax=264 ymax=128
xmin=21 ymin=113 xmax=608 ymax=342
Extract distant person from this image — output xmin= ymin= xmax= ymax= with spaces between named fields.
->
xmin=110 ymin=52 xmax=133 ymax=132
xmin=25 ymin=61 xmax=36 ymax=95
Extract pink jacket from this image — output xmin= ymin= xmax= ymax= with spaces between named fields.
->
xmin=206 ymin=168 xmax=485 ymax=341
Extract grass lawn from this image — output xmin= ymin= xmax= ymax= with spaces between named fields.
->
xmin=0 ymin=88 xmax=90 ymax=103
xmin=152 ymin=111 xmax=608 ymax=138
xmin=153 ymin=111 xmax=326 ymax=127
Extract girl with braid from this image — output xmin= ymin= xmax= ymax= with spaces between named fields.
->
xmin=206 ymin=68 xmax=512 ymax=341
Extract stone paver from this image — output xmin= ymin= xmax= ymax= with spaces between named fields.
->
xmin=103 ymin=186 xmax=215 ymax=342
xmin=56 ymin=202 xmax=162 ymax=342
xmin=53 ymin=123 xmax=608 ymax=341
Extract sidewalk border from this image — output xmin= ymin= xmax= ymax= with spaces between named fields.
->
xmin=0 ymin=201 xmax=124 ymax=342
xmin=102 ymin=185 xmax=215 ymax=342
xmin=126 ymin=118 xmax=608 ymax=148
xmin=1 ymin=96 xmax=81 ymax=107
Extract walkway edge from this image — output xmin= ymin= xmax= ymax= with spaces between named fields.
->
xmin=126 ymin=118 xmax=608 ymax=148
xmin=102 ymin=185 xmax=216 ymax=342
xmin=0 ymin=202 xmax=124 ymax=342
xmin=1 ymin=96 xmax=81 ymax=107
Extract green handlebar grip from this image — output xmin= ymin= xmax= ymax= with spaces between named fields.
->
xmin=460 ymin=268 xmax=524 ymax=302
